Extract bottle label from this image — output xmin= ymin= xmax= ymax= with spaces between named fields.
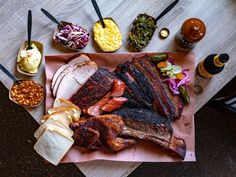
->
xmin=197 ymin=61 xmax=213 ymax=78
xmin=178 ymin=31 xmax=195 ymax=49
xmin=213 ymin=56 xmax=224 ymax=67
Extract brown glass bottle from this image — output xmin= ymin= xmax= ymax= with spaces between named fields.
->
xmin=176 ymin=18 xmax=206 ymax=51
xmin=197 ymin=53 xmax=229 ymax=78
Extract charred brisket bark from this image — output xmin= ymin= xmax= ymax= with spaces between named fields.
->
xmin=135 ymin=57 xmax=176 ymax=119
xmin=122 ymin=91 xmax=143 ymax=108
xmin=116 ymin=65 xmax=152 ymax=109
xmin=120 ymin=62 xmax=154 ymax=104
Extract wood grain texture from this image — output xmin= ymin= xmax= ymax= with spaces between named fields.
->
xmin=0 ymin=0 xmax=235 ymax=176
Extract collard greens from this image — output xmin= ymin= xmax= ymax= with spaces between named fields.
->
xmin=128 ymin=14 xmax=157 ymax=50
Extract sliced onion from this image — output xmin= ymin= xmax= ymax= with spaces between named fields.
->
xmin=163 ymin=70 xmax=190 ymax=95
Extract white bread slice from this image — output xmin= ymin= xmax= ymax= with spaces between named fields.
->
xmin=34 ymin=127 xmax=74 ymax=166
xmin=40 ymin=111 xmax=72 ymax=125
xmin=48 ymin=106 xmax=73 ymax=114
xmin=52 ymin=98 xmax=81 ymax=122
xmin=48 ymin=106 xmax=80 ymax=122
xmin=34 ymin=119 xmax=74 ymax=140
xmin=53 ymin=98 xmax=79 ymax=109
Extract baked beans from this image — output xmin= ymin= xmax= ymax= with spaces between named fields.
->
xmin=10 ymin=80 xmax=44 ymax=107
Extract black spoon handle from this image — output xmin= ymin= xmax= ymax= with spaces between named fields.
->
xmin=155 ymin=0 xmax=179 ymax=22
xmin=27 ymin=10 xmax=32 ymax=49
xmin=0 ymin=64 xmax=18 ymax=82
xmin=41 ymin=8 xmax=63 ymax=28
xmin=91 ymin=0 xmax=105 ymax=28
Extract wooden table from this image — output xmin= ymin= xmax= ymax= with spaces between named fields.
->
xmin=0 ymin=0 xmax=235 ymax=176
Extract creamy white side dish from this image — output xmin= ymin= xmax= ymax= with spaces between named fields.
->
xmin=17 ymin=44 xmax=41 ymax=74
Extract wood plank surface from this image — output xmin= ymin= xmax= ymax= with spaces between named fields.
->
xmin=0 ymin=0 xmax=235 ymax=176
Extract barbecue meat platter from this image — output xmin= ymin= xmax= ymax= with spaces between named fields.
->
xmin=34 ymin=53 xmax=194 ymax=165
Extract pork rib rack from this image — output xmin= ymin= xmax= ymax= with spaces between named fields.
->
xmin=70 ymin=68 xmax=116 ymax=110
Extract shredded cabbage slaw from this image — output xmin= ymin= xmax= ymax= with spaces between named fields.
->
xmin=56 ymin=23 xmax=89 ymax=49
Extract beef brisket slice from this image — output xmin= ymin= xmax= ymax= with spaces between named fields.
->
xmin=122 ymin=91 xmax=144 ymax=108
xmin=132 ymin=58 xmax=170 ymax=118
xmin=152 ymin=60 xmax=184 ymax=118
xmin=133 ymin=57 xmax=176 ymax=119
xmin=122 ymin=62 xmax=155 ymax=104
xmin=115 ymin=65 xmax=152 ymax=109
xmin=70 ymin=68 xmax=115 ymax=109
xmin=163 ymin=83 xmax=184 ymax=118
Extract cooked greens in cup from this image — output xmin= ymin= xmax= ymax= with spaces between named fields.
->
xmin=128 ymin=14 xmax=157 ymax=51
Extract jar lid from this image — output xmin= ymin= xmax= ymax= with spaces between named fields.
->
xmin=181 ymin=18 xmax=206 ymax=43
xmin=159 ymin=28 xmax=169 ymax=39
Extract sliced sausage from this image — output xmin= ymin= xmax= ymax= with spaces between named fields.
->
xmin=94 ymin=92 xmax=112 ymax=107
xmin=101 ymin=97 xmax=127 ymax=112
xmin=111 ymin=79 xmax=126 ymax=97
xmin=86 ymin=106 xmax=102 ymax=116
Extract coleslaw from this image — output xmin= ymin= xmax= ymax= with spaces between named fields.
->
xmin=56 ymin=23 xmax=89 ymax=49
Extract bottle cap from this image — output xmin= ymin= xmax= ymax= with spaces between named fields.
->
xmin=159 ymin=28 xmax=169 ymax=39
xmin=219 ymin=53 xmax=229 ymax=63
xmin=194 ymin=85 xmax=203 ymax=94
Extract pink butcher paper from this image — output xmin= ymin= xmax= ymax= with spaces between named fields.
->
xmin=45 ymin=52 xmax=195 ymax=163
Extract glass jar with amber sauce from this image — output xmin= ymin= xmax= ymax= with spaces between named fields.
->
xmin=176 ymin=18 xmax=206 ymax=51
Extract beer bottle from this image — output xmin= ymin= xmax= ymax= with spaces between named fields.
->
xmin=197 ymin=53 xmax=229 ymax=78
